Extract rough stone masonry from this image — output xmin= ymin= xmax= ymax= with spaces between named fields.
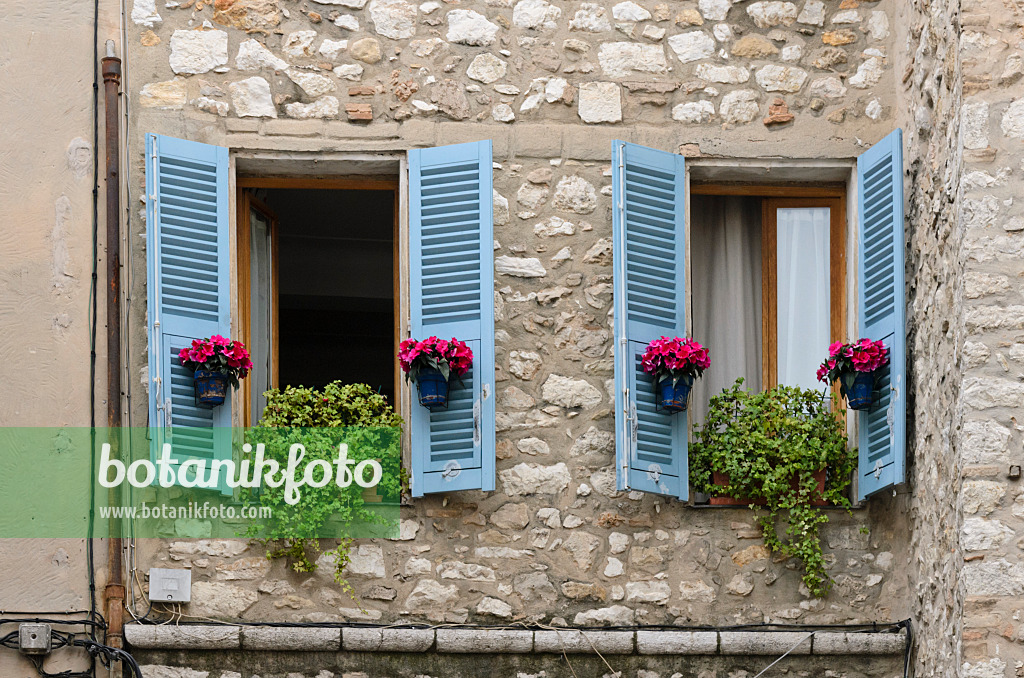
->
xmin=120 ymin=0 xmax=1024 ymax=675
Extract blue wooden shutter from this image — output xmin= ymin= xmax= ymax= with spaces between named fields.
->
xmin=856 ymin=129 xmax=906 ymax=500
xmin=408 ymin=141 xmax=495 ymax=497
xmin=612 ymin=141 xmax=688 ymax=500
xmin=146 ymin=133 xmax=233 ymax=494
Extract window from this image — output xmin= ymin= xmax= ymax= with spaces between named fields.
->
xmin=145 ymin=132 xmax=904 ymax=505
xmin=146 ymin=135 xmax=498 ymax=498
xmin=610 ymin=132 xmax=906 ymax=503
xmin=235 ymin=180 xmax=398 ymax=426
xmin=687 ymin=190 xmax=846 ymax=426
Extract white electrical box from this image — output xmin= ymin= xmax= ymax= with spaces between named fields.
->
xmin=149 ymin=567 xmax=192 ymax=602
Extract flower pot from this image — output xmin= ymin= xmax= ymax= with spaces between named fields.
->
xmin=839 ymin=371 xmax=876 ymax=410
xmin=709 ymin=469 xmax=828 ymax=507
xmin=194 ymin=370 xmax=229 ymax=406
xmin=657 ymin=375 xmax=694 ymax=414
xmin=416 ymin=366 xmax=449 ymax=410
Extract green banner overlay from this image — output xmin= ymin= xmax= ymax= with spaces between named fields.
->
xmin=0 ymin=427 xmax=401 ymax=539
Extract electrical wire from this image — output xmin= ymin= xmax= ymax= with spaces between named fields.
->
xmin=86 ymin=0 xmax=101 ymax=657
xmin=0 ymin=629 xmax=143 ymax=678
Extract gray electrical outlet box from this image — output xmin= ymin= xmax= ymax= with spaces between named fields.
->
xmin=149 ymin=567 xmax=192 ymax=602
xmin=19 ymin=623 xmax=51 ymax=655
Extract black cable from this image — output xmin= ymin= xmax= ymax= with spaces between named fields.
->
xmin=86 ymin=0 xmax=101 ymax=660
xmin=0 ymin=618 xmax=106 ymax=630
xmin=900 ymin=618 xmax=913 ymax=678
xmin=86 ymin=0 xmax=100 ymax=659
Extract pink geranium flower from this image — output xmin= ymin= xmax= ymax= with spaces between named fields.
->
xmin=398 ymin=336 xmax=474 ymax=381
xmin=816 ymin=338 xmax=889 ymax=384
xmin=177 ymin=335 xmax=252 ymax=384
xmin=640 ymin=337 xmax=710 ymax=383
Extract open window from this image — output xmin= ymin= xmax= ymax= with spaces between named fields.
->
xmin=612 ymin=131 xmax=906 ymax=503
xmin=235 ymin=179 xmax=398 ymax=426
xmin=687 ymin=190 xmax=846 ymax=426
xmin=147 ymin=134 xmax=499 ymax=497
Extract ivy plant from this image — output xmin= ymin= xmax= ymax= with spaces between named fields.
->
xmin=689 ymin=379 xmax=855 ymax=597
xmin=241 ymin=382 xmax=403 ymax=595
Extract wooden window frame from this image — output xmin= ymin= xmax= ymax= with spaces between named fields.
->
xmin=235 ymin=176 xmax=400 ymax=426
xmin=689 ymin=183 xmax=847 ymax=394
xmin=236 ymin=190 xmax=279 ymax=428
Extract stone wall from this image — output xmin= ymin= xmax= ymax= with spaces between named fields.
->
xmin=890 ymin=0 xmax=965 ymax=676
xmin=953 ymin=0 xmax=1024 ymax=676
xmin=127 ymin=0 xmax=916 ymax=650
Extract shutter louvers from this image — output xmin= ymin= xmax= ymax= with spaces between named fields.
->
xmin=409 ymin=141 xmax=495 ymax=497
xmin=856 ymin=129 xmax=906 ymax=501
xmin=612 ymin=141 xmax=688 ymax=500
xmin=146 ymin=134 xmax=233 ymax=494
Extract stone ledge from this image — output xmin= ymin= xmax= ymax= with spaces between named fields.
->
xmin=813 ymin=632 xmax=907 ymax=655
xmin=636 ymin=630 xmax=718 ymax=655
xmin=124 ymin=624 xmax=241 ymax=649
xmin=342 ymin=627 xmax=435 ymax=652
xmin=534 ymin=630 xmax=634 ymax=654
xmin=125 ymin=624 xmax=905 ymax=657
xmin=720 ymin=631 xmax=813 ymax=656
xmin=241 ymin=626 xmax=340 ymax=651
xmin=435 ymin=629 xmax=534 ymax=653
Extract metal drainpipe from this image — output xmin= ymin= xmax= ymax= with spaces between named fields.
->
xmin=101 ymin=39 xmax=125 ymax=655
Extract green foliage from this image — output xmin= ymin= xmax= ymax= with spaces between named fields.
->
xmin=689 ymin=379 xmax=855 ymax=597
xmin=243 ymin=382 xmax=403 ymax=592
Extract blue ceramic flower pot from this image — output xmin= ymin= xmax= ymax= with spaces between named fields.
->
xmin=657 ymin=375 xmax=694 ymax=414
xmin=194 ymin=370 xmax=228 ymax=406
xmin=417 ymin=366 xmax=449 ymax=410
xmin=840 ymin=371 xmax=876 ymax=410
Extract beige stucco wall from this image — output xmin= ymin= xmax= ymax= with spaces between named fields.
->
xmin=0 ymin=3 xmax=120 ymax=676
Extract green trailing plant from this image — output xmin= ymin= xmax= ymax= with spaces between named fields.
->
xmin=242 ymin=382 xmax=403 ymax=594
xmin=689 ymin=379 xmax=855 ymax=597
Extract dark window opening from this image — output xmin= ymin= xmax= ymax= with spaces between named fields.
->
xmin=256 ymin=186 xmax=396 ymax=411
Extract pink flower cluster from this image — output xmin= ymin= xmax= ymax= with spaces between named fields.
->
xmin=399 ymin=336 xmax=473 ymax=378
xmin=816 ymin=338 xmax=888 ymax=383
xmin=178 ymin=335 xmax=253 ymax=379
xmin=641 ymin=336 xmax=710 ymax=381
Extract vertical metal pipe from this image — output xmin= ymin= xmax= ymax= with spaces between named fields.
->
xmin=101 ymin=40 xmax=125 ymax=654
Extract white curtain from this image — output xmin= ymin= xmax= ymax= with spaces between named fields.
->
xmin=776 ymin=207 xmax=830 ymax=392
xmin=250 ymin=209 xmax=273 ymax=422
xmin=690 ymin=196 xmax=762 ymax=426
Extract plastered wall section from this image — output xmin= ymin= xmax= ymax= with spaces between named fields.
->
xmin=125 ymin=0 xmax=922 ymax=636
xmin=0 ymin=2 xmax=120 ymax=677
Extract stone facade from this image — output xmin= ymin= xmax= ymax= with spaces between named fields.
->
xmin=10 ymin=0 xmax=1024 ymax=675
xmin=128 ymin=0 xmax=912 ymax=650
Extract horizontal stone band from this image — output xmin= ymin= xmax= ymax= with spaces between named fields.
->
xmin=125 ymin=624 xmax=906 ymax=656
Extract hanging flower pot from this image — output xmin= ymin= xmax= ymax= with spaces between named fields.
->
xmin=194 ymin=370 xmax=230 ymax=406
xmin=816 ymin=338 xmax=889 ymax=411
xmin=640 ymin=336 xmax=710 ymax=416
xmin=657 ymin=374 xmax=695 ymax=413
xmin=838 ymin=371 xmax=876 ymax=410
xmin=399 ymin=336 xmax=473 ymax=411
xmin=415 ymin=365 xmax=450 ymax=409
xmin=178 ymin=335 xmax=252 ymax=409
